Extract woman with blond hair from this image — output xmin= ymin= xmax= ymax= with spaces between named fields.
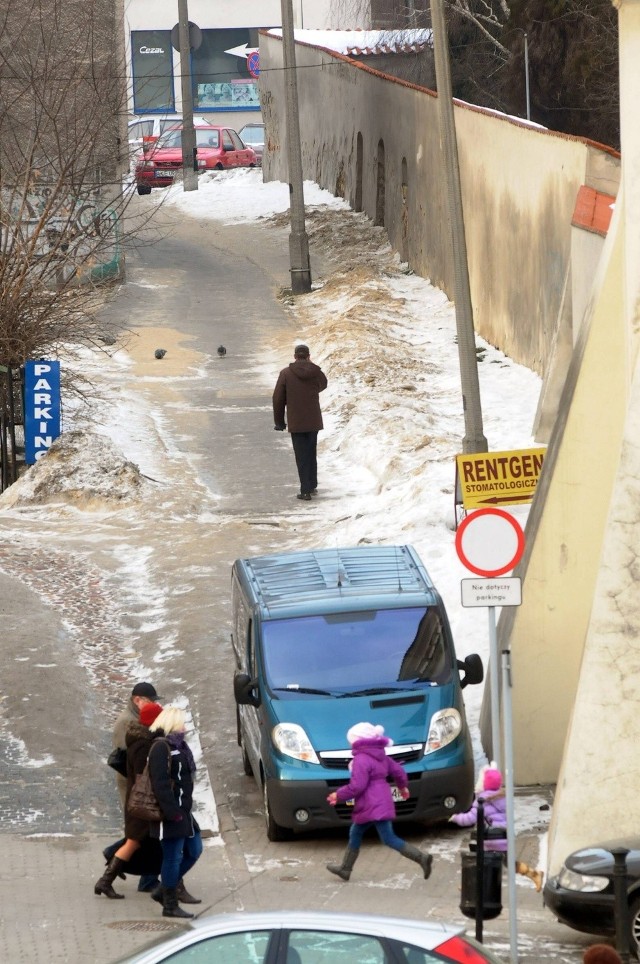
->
xmin=148 ymin=706 xmax=203 ymax=919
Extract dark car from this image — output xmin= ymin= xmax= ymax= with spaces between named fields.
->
xmin=544 ymin=837 xmax=640 ymax=956
xmin=135 ymin=125 xmax=257 ymax=194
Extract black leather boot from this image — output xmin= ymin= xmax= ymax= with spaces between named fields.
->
xmin=176 ymin=878 xmax=202 ymax=904
xmin=399 ymin=843 xmax=433 ymax=879
xmin=94 ymin=857 xmax=127 ymax=898
xmin=162 ymin=887 xmax=194 ymax=919
xmin=327 ymin=847 xmax=359 ymax=881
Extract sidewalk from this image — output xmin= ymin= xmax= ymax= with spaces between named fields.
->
xmin=0 ymin=823 xmax=591 ymax=964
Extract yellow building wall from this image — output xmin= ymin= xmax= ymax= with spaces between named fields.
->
xmin=493 ymin=206 xmax=626 ymax=785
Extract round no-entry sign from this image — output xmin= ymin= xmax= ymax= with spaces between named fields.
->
xmin=455 ymin=508 xmax=525 ymax=577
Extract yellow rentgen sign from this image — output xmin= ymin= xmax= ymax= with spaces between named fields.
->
xmin=456 ymin=447 xmax=546 ymax=510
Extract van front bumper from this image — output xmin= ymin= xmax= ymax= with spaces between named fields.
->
xmin=265 ymin=762 xmax=474 ymax=833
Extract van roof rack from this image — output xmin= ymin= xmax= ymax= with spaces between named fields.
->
xmin=242 ymin=545 xmax=434 ymax=612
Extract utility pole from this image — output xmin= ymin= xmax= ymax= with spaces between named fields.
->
xmin=281 ymin=0 xmax=312 ymax=293
xmin=523 ymin=32 xmax=531 ymax=122
xmin=178 ymin=0 xmax=198 ymax=191
xmin=430 ymin=0 xmax=487 ymax=453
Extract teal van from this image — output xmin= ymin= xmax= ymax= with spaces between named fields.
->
xmin=232 ymin=545 xmax=483 ymax=841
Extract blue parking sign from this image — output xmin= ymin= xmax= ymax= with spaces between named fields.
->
xmin=24 ymin=360 xmax=61 ymax=464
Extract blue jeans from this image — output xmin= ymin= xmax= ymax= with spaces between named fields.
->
xmin=348 ymin=820 xmax=405 ymax=852
xmin=160 ymin=831 xmax=203 ymax=889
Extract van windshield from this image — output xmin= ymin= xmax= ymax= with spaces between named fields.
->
xmin=261 ymin=608 xmax=451 ymax=695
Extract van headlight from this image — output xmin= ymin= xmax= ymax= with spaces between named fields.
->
xmin=425 ymin=708 xmax=462 ymax=753
xmin=272 ymin=723 xmax=319 ymax=764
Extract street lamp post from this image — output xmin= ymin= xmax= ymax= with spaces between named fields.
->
xmin=523 ymin=31 xmax=531 ymax=122
xmin=430 ymin=0 xmax=487 ymax=453
xmin=177 ymin=0 xmax=197 ymax=191
xmin=280 ymin=0 xmax=312 ymax=294
xmin=512 ymin=28 xmax=531 ymax=122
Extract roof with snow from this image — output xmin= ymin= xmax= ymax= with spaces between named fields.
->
xmin=265 ymin=28 xmax=432 ymax=57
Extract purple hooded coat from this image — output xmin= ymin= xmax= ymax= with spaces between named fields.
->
xmin=335 ymin=736 xmax=408 ymax=824
xmin=449 ymin=788 xmax=507 ymax=851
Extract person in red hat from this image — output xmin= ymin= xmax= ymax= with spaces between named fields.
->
xmin=95 ymin=701 xmax=164 ymax=899
xmin=583 ymin=946 xmax=623 ymax=964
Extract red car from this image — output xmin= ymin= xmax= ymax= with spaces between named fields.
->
xmin=135 ymin=125 xmax=257 ymax=194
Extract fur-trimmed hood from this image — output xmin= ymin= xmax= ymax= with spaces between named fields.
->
xmin=125 ymin=720 xmax=151 ymax=747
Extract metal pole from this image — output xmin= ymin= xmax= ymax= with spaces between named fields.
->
xmin=523 ymin=32 xmax=531 ymax=122
xmin=178 ymin=0 xmax=198 ymax=192
xmin=280 ymin=0 xmax=312 ymax=293
xmin=488 ymin=607 xmax=502 ymax=769
xmin=429 ymin=0 xmax=487 ymax=454
xmin=501 ymin=647 xmax=518 ymax=962
xmin=611 ymin=848 xmax=631 ymax=962
xmin=475 ymin=797 xmax=485 ymax=943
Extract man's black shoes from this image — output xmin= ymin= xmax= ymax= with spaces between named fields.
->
xmin=297 ymin=492 xmax=312 ymax=501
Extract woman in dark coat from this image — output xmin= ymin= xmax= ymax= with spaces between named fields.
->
xmin=94 ymin=701 xmax=163 ymax=898
xmin=148 ymin=706 xmax=203 ymax=919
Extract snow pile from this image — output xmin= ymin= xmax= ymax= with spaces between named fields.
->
xmin=0 ymin=430 xmax=152 ymax=511
xmin=160 ymin=167 xmax=349 ymax=224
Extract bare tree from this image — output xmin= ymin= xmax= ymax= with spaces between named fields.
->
xmin=328 ymin=0 xmax=619 ymax=145
xmin=0 ymin=0 xmax=151 ymax=377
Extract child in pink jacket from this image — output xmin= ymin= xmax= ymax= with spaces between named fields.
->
xmin=450 ymin=767 xmax=543 ymax=891
xmin=326 ymin=722 xmax=432 ymax=882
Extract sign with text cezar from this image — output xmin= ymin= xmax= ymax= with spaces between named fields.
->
xmin=24 ymin=360 xmax=61 ymax=464
xmin=456 ymin=447 xmax=546 ymax=510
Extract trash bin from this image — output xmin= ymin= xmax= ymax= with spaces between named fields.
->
xmin=460 ymin=849 xmax=503 ymax=920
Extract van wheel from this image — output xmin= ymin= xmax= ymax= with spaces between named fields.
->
xmin=136 ymin=184 xmax=152 ymax=195
xmin=263 ymin=780 xmax=290 ymax=842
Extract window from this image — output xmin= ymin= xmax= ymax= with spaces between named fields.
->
xmin=196 ymin=130 xmax=220 ymax=148
xmin=287 ymin=930 xmax=387 ymax=963
xmin=262 ymin=608 xmax=451 ymax=695
xmin=192 ymin=28 xmax=261 ymax=111
xmin=131 ymin=31 xmax=174 ymax=112
xmin=159 ymin=930 xmax=271 ymax=962
xmin=128 ymin=120 xmax=154 ymax=142
xmin=222 ymin=130 xmax=234 ymax=151
xmin=229 ymin=130 xmax=245 ymax=151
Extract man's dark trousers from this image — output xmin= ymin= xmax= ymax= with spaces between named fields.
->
xmin=291 ymin=431 xmax=318 ymax=495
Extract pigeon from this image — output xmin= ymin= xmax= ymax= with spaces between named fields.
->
xmin=99 ymin=334 xmax=117 ymax=346
xmin=154 ymin=348 xmax=166 ymax=359
xmin=217 ymin=345 xmax=227 ymax=357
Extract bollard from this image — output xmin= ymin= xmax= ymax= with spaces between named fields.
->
xmin=610 ymin=847 xmax=630 ymax=963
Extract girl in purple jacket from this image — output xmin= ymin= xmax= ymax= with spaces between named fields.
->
xmin=326 ymin=722 xmax=433 ymax=882
xmin=450 ymin=767 xmax=543 ymax=890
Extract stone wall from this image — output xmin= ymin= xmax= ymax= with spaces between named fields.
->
xmin=259 ymin=32 xmax=620 ymax=376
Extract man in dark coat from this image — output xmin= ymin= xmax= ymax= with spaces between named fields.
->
xmin=272 ymin=344 xmax=328 ymax=501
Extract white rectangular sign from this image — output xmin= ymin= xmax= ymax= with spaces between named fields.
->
xmin=461 ymin=577 xmax=522 ymax=608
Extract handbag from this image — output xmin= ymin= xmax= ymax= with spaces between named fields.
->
xmin=107 ymin=747 xmax=127 ymax=777
xmin=127 ymin=766 xmax=163 ymax=822
xmin=127 ymin=740 xmax=171 ymax=823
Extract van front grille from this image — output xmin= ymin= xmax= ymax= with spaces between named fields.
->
xmin=319 ymin=745 xmax=423 ymax=770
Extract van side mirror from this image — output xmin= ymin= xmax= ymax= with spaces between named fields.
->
xmin=234 ymin=672 xmax=261 ymax=707
xmin=458 ymin=653 xmax=483 ymax=689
